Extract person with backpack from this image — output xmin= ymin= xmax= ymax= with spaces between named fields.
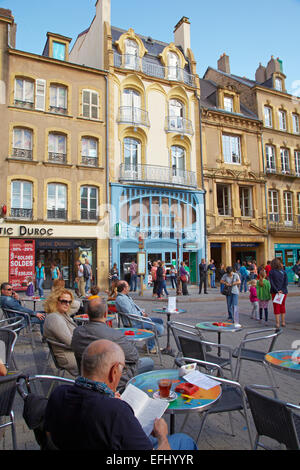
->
xmin=292 ymin=260 xmax=300 ymax=286
xmin=83 ymin=259 xmax=93 ymax=295
xmin=239 ymin=262 xmax=249 ymax=293
xmin=75 ymin=260 xmax=86 ymax=297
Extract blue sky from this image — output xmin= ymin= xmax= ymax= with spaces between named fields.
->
xmin=1 ymin=0 xmax=299 ymax=94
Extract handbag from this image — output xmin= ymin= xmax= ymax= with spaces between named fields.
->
xmin=222 ymin=275 xmax=234 ymax=296
xmin=180 ymin=275 xmax=187 ymax=283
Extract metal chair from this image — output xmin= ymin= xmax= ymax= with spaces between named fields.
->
xmin=0 ymin=316 xmax=25 ymax=370
xmin=245 ymin=384 xmax=300 ymax=450
xmin=118 ymin=312 xmax=163 ymax=365
xmin=168 ymin=320 xmax=234 ymax=378
xmin=233 ymin=328 xmax=282 ymax=384
xmin=0 ymin=328 xmax=18 ymax=371
xmin=0 ymin=373 xmax=20 ymax=450
xmin=178 ymin=357 xmax=253 ymax=449
xmin=1 ymin=307 xmax=36 ymax=349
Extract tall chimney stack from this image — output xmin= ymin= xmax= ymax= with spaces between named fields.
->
xmin=217 ymin=53 xmax=230 ymax=74
xmin=174 ymin=16 xmax=191 ymax=56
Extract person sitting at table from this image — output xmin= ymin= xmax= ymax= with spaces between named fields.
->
xmin=43 ymin=288 xmax=78 ymax=376
xmin=115 ymin=281 xmax=164 ymax=354
xmin=0 ymin=282 xmax=45 ymax=335
xmin=88 ymin=286 xmax=101 ymax=300
xmin=105 ymin=280 xmax=118 ymax=301
xmin=44 ymin=339 xmax=197 ymax=450
xmin=50 ymin=279 xmax=81 ymax=315
xmin=71 ymin=298 xmax=154 ymax=391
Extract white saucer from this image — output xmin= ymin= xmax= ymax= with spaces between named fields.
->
xmin=153 ymin=390 xmax=177 ymax=402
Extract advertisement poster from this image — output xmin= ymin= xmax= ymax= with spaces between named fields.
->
xmin=9 ymin=239 xmax=35 ymax=291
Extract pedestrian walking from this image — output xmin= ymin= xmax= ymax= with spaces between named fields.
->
xmin=292 ymin=260 xmax=300 ymax=285
xmin=35 ymin=260 xmax=45 ymax=297
xmin=50 ymin=262 xmax=60 ymax=288
xmin=207 ymin=259 xmax=217 ymax=288
xmin=180 ymin=261 xmax=189 ymax=296
xmin=249 ymin=279 xmax=259 ymax=320
xmin=219 ymin=264 xmax=226 ymax=294
xmin=75 ymin=260 xmax=86 ymax=298
xmin=151 ymin=261 xmax=158 ymax=297
xmin=264 ymin=260 xmax=272 ymax=278
xmin=269 ymin=258 xmax=288 ymax=328
xmin=198 ymin=259 xmax=208 ymax=294
xmin=220 ymin=266 xmax=241 ymax=323
xmin=256 ymin=268 xmax=271 ymax=325
xmin=83 ymin=259 xmax=93 ymax=295
xmin=156 ymin=261 xmax=169 ymax=299
xmin=239 ymin=262 xmax=249 ymax=293
xmin=170 ymin=264 xmax=177 ymax=289
xmin=129 ymin=260 xmax=137 ymax=292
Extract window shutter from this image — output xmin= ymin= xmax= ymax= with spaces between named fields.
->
xmin=35 ymin=79 xmax=46 ymax=111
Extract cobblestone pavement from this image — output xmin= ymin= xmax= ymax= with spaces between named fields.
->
xmin=1 ymin=284 xmax=299 ymax=451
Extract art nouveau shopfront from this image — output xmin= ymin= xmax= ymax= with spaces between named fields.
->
xmin=0 ymin=223 xmax=108 ymax=291
xmin=110 ymin=184 xmax=205 ymax=284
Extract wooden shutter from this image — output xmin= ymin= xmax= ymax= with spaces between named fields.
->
xmin=35 ymin=79 xmax=46 ymax=111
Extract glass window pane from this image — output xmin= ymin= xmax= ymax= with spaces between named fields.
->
xmin=52 ymin=41 xmax=66 ymax=61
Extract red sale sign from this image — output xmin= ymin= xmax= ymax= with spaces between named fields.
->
xmin=9 ymin=239 xmax=35 ymax=291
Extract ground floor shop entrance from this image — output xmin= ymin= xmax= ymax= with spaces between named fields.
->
xmin=274 ymin=243 xmax=300 ymax=282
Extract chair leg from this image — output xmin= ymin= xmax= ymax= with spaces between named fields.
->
xmin=196 ymin=411 xmax=208 ymax=445
xmin=155 ymin=337 xmax=163 ymax=366
xmin=179 ymin=413 xmax=189 ymax=433
xmin=228 ymin=411 xmax=235 ymax=436
xmin=263 ymin=362 xmax=279 ymax=398
xmin=240 ymin=410 xmax=254 ymax=449
xmin=10 ymin=412 xmax=17 ymax=450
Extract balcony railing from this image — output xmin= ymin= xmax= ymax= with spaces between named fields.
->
xmin=165 ymin=116 xmax=194 ymax=135
xmin=119 ymin=163 xmax=197 ymax=188
xmin=114 ymin=52 xmax=196 ymax=87
xmin=12 ymin=148 xmax=33 ymax=160
xmin=47 ymin=209 xmax=67 ymax=220
xmin=266 ymin=167 xmax=300 ymax=178
xmin=81 ymin=156 xmax=98 ymax=167
xmin=81 ymin=209 xmax=97 ymax=221
xmin=10 ymin=208 xmax=33 ymax=219
xmin=14 ymin=99 xmax=34 ymax=109
xmin=117 ymin=106 xmax=150 ymax=127
xmin=49 ymin=106 xmax=68 ymax=115
xmin=269 ymin=214 xmax=300 ymax=230
xmin=48 ymin=152 xmax=67 ymax=164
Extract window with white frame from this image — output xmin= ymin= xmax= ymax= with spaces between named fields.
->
xmin=14 ymin=78 xmax=34 ymax=107
xmin=264 ymin=106 xmax=273 ymax=127
xmin=122 ymin=88 xmax=142 ymax=124
xmin=168 ymin=52 xmax=180 ymax=80
xmin=295 ymin=151 xmax=300 ymax=176
xmin=11 ymin=180 xmax=33 ymax=219
xmin=278 ymin=110 xmax=287 ymax=131
xmin=265 ymin=145 xmax=276 ymax=172
xmin=275 ymin=78 xmax=283 ymax=91
xmin=171 ymin=146 xmax=185 ymax=179
xmin=280 ymin=148 xmax=290 ymax=173
xmin=239 ymin=186 xmax=253 ymax=217
xmin=124 ymin=39 xmax=139 ymax=70
xmin=81 ymin=137 xmax=98 ymax=166
xmin=169 ymin=99 xmax=184 ymax=131
xmin=217 ymin=184 xmax=231 ymax=216
xmin=292 ymin=114 xmax=300 ymax=134
xmin=48 ymin=133 xmax=67 ymax=163
xmin=47 ymin=183 xmax=67 ymax=219
xmin=82 ymin=90 xmax=99 ymax=119
xmin=222 ymin=134 xmax=241 ymax=164
xmin=283 ymin=192 xmax=293 ymax=225
xmin=13 ymin=128 xmax=33 ymax=160
xmin=224 ymin=96 xmax=234 ymax=113
xmin=124 ymin=137 xmax=141 ymax=177
xmin=50 ymin=84 xmax=67 ymax=113
xmin=268 ymin=190 xmax=279 ymax=222
xmin=80 ymin=186 xmax=98 ymax=221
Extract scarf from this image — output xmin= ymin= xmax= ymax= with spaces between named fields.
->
xmin=75 ymin=376 xmax=115 ymax=398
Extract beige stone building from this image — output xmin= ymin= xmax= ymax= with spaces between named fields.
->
xmin=204 ymin=54 xmax=300 ymax=280
xmin=0 ymin=8 xmax=109 ymax=289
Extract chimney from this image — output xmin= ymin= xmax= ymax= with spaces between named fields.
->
xmin=255 ymin=63 xmax=266 ymax=83
xmin=174 ymin=16 xmax=191 ymax=56
xmin=266 ymin=55 xmax=281 ymax=80
xmin=0 ymin=8 xmax=16 ymax=47
xmin=95 ymin=0 xmax=111 ymax=26
xmin=217 ymin=53 xmax=230 ymax=74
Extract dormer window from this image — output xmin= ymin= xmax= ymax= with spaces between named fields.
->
xmin=52 ymin=41 xmax=66 ymax=61
xmin=275 ymin=77 xmax=283 ymax=91
xmin=168 ymin=52 xmax=180 ymax=80
xmin=224 ymin=96 xmax=233 ymax=113
xmin=124 ymin=39 xmax=139 ymax=70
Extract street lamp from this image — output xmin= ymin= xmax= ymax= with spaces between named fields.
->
xmin=175 ymin=217 xmax=182 ymax=296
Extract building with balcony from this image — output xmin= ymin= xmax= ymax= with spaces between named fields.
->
xmin=0 ymin=9 xmax=109 ymax=289
xmin=70 ymin=0 xmax=205 ymax=282
xmin=204 ymin=54 xmax=300 ymax=280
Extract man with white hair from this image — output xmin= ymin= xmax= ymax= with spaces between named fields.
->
xmin=45 ymin=339 xmax=197 ymax=450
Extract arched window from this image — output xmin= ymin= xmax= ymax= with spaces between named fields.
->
xmin=11 ymin=180 xmax=33 ymax=219
xmin=169 ymin=99 xmax=184 ymax=131
xmin=48 ymin=132 xmax=67 ymax=163
xmin=14 ymin=77 xmax=34 ymax=108
xmin=124 ymin=137 xmax=141 ymax=177
xmin=47 ymin=183 xmax=67 ymax=220
xmin=171 ymin=146 xmax=185 ymax=182
xmin=50 ymin=84 xmax=68 ymax=114
xmin=122 ymin=88 xmax=142 ymax=123
xmin=81 ymin=137 xmax=98 ymax=167
xmin=168 ymin=52 xmax=180 ymax=80
xmin=80 ymin=186 xmax=98 ymax=221
xmin=12 ymin=127 xmax=33 ymax=160
xmin=125 ymin=39 xmax=139 ymax=70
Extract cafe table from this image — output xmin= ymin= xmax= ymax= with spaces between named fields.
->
xmin=127 ymin=368 xmax=222 ymax=434
xmin=21 ymin=296 xmax=44 ymax=311
xmin=115 ymin=327 xmax=155 ymax=343
xmin=73 ymin=313 xmax=117 ymax=327
xmin=264 ymin=350 xmax=300 ymax=379
xmin=196 ymin=321 xmax=243 ymax=357
xmin=152 ymin=308 xmax=186 ymax=356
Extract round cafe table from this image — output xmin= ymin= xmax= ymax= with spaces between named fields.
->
xmin=264 ymin=350 xmax=300 ymax=379
xmin=196 ymin=321 xmax=243 ymax=357
xmin=73 ymin=314 xmax=116 ymax=327
xmin=127 ymin=368 xmax=222 ymax=434
xmin=152 ymin=308 xmax=186 ymax=356
xmin=115 ymin=327 xmax=155 ymax=343
xmin=22 ymin=297 xmax=43 ymax=312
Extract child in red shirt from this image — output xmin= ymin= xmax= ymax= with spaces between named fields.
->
xmin=249 ymin=279 xmax=259 ymax=320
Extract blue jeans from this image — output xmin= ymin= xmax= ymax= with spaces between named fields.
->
xmin=226 ymin=293 xmax=239 ymax=321
xmin=36 ymin=278 xmax=44 ymax=297
xmin=240 ymin=276 xmax=248 ymax=292
xmin=170 ymin=275 xmax=177 ymax=288
xmin=210 ymin=272 xmax=216 ymax=288
xmin=157 ymin=280 xmax=169 ymax=298
xmin=132 ymin=316 xmax=164 ymax=350
xmin=85 ymin=278 xmax=91 ymax=294
xmin=137 ymin=357 xmax=154 ymax=374
xmin=150 ymin=433 xmax=197 ymax=450
xmin=130 ymin=274 xmax=137 ymax=291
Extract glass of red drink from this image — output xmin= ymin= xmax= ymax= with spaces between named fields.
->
xmin=158 ymin=379 xmax=172 ymax=398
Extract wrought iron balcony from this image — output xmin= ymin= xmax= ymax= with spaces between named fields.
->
xmin=48 ymin=152 xmax=67 ymax=164
xmin=114 ymin=52 xmax=196 ymax=87
xmin=165 ymin=116 xmax=194 ymax=135
xmin=12 ymin=148 xmax=33 ymax=160
xmin=117 ymin=106 xmax=150 ymax=127
xmin=81 ymin=209 xmax=97 ymax=221
xmin=81 ymin=155 xmax=98 ymax=167
xmin=14 ymin=99 xmax=34 ymax=109
xmin=119 ymin=163 xmax=197 ymax=188
xmin=10 ymin=208 xmax=33 ymax=219
xmin=47 ymin=209 xmax=67 ymax=220
xmin=269 ymin=214 xmax=300 ymax=231
xmin=49 ymin=106 xmax=68 ymax=115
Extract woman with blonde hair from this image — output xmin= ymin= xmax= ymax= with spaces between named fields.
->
xmin=43 ymin=288 xmax=78 ymax=376
xmin=50 ymin=279 xmax=80 ymax=315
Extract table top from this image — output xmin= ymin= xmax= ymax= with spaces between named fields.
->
xmin=115 ymin=327 xmax=154 ymax=341
xmin=196 ymin=321 xmax=243 ymax=333
xmin=264 ymin=350 xmax=300 ymax=374
xmin=22 ymin=297 xmax=43 ymax=302
xmin=152 ymin=308 xmax=186 ymax=315
xmin=127 ymin=369 xmax=221 ymax=415
xmin=74 ymin=314 xmax=116 ymax=323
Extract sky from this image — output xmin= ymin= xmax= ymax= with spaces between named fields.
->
xmin=1 ymin=0 xmax=300 ymax=95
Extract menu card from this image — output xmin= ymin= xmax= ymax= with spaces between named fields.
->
xmin=183 ymin=370 xmax=221 ymax=390
xmin=168 ymin=296 xmax=176 ymax=312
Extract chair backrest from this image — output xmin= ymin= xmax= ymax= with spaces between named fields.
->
xmin=0 ymin=373 xmax=19 ymax=417
xmin=117 ymin=312 xmax=133 ymax=328
xmin=245 ymin=386 xmax=300 ymax=450
xmin=168 ymin=322 xmax=206 ymax=361
xmin=0 ymin=328 xmax=17 ymax=368
xmin=46 ymin=340 xmax=65 ymax=371
xmin=0 ymin=316 xmax=25 ymax=334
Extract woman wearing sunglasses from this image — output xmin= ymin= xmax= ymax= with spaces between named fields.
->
xmin=43 ymin=288 xmax=78 ymax=376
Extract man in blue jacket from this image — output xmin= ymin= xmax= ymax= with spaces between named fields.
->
xmin=0 ymin=282 xmax=45 ymax=333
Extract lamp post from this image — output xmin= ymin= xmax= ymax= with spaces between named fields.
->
xmin=175 ymin=217 xmax=182 ymax=296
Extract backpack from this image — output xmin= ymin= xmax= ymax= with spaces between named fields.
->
xmin=83 ymin=263 xmax=90 ymax=281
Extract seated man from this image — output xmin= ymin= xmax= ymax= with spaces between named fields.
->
xmin=0 ymin=282 xmax=45 ymax=334
xmin=45 ymin=339 xmax=197 ymax=450
xmin=115 ymin=281 xmax=164 ymax=353
xmin=71 ymin=298 xmax=154 ymax=391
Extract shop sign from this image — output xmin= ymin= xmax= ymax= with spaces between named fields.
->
xmin=0 ymin=225 xmax=53 ymax=237
xmin=231 ymin=243 xmax=259 ymax=248
xmin=9 ymin=239 xmax=35 ymax=291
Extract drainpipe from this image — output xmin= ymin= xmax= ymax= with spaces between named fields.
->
xmin=261 ymin=135 xmax=270 ymax=260
xmin=105 ymin=75 xmax=111 ymax=271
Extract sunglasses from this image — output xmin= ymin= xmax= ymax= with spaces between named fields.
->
xmin=6 ymin=288 xmax=13 ymax=291
xmin=58 ymin=299 xmax=72 ymax=305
